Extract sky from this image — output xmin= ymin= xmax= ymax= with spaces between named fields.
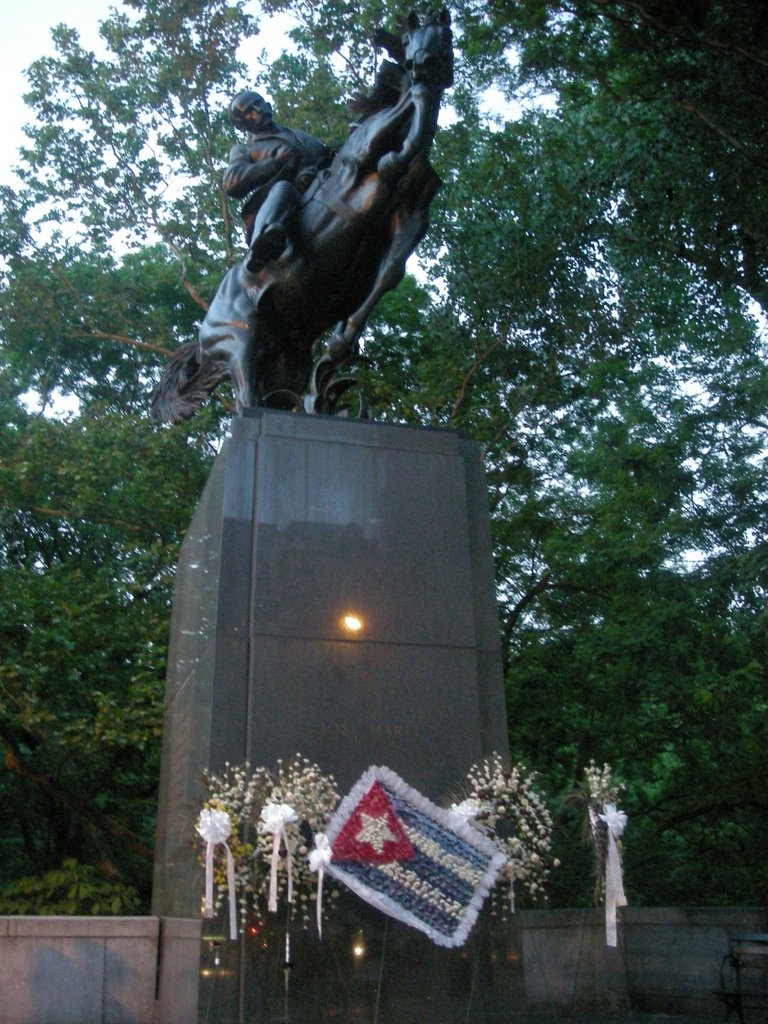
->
xmin=0 ymin=1 xmax=297 ymax=189
xmin=0 ymin=2 xmax=520 ymax=190
xmin=0 ymin=0 xmax=113 ymax=186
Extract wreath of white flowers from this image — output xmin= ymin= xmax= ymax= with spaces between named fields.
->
xmin=455 ymin=752 xmax=558 ymax=911
xmin=582 ymin=760 xmax=626 ymax=903
xmin=198 ymin=755 xmax=340 ymax=930
xmin=196 ymin=751 xmax=559 ymax=935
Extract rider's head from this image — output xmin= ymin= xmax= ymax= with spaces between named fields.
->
xmin=228 ymin=91 xmax=275 ymax=133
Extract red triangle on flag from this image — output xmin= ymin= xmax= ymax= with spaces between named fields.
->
xmin=331 ymin=781 xmax=415 ymax=864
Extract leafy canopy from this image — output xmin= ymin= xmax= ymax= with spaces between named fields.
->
xmin=0 ymin=0 xmax=765 ymax=909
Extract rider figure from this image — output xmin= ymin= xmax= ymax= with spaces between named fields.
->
xmin=224 ymin=91 xmax=335 ymax=272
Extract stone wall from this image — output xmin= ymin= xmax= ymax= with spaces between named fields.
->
xmin=625 ymin=907 xmax=768 ymax=1017
xmin=0 ymin=916 xmax=161 ymax=1024
xmin=1 ymin=908 xmax=765 ymax=1023
xmin=522 ymin=906 xmax=768 ymax=1018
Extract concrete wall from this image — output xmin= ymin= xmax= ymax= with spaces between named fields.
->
xmin=522 ymin=908 xmax=627 ymax=1011
xmin=0 ymin=916 xmax=160 ymax=1024
xmin=0 ymin=909 xmax=765 ymax=1022
xmin=155 ymin=918 xmax=201 ymax=1024
xmin=521 ymin=906 xmax=768 ymax=1018
xmin=625 ymin=907 xmax=768 ymax=1017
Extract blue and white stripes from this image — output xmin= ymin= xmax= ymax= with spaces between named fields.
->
xmin=325 ymin=766 xmax=506 ymax=947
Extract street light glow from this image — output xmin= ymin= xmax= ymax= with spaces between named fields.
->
xmin=341 ymin=613 xmax=364 ymax=634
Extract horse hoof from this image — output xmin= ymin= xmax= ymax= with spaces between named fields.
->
xmin=327 ymin=335 xmax=351 ymax=361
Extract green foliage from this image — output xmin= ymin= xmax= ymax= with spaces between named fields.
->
xmin=17 ymin=0 xmax=257 ymax=260
xmin=470 ymin=0 xmax=768 ymax=313
xmin=0 ymin=859 xmax=140 ymax=916
xmin=0 ymin=400 xmax=214 ymax=902
xmin=0 ymin=0 xmax=766 ymax=913
xmin=364 ymin=0 xmax=768 ymax=905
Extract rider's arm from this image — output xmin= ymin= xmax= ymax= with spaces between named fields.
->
xmin=223 ymin=142 xmax=296 ymax=198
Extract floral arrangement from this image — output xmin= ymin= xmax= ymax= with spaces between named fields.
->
xmin=315 ymin=766 xmax=507 ymax=948
xmin=196 ymin=752 xmax=562 ymax=941
xmin=583 ymin=758 xmax=623 ymax=806
xmin=456 ymin=752 xmax=557 ymax=911
xmin=198 ymin=755 xmax=340 ymax=930
xmin=582 ymin=760 xmax=624 ymax=901
xmin=581 ymin=760 xmax=627 ymax=946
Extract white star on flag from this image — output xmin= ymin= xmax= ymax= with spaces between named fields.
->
xmin=355 ymin=812 xmax=397 ymax=853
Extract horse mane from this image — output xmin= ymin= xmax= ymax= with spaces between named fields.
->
xmin=418 ymin=9 xmax=452 ymax=27
xmin=347 ymin=59 xmax=408 ymax=119
xmin=373 ymin=26 xmax=406 ymax=64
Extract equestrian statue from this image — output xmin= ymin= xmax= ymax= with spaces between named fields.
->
xmin=150 ymin=10 xmax=453 ymax=422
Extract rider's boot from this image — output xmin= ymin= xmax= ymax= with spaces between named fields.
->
xmin=247 ymin=222 xmax=288 ymax=273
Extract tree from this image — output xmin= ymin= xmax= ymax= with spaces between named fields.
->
xmin=0 ymin=0 xmax=258 ymax=906
xmin=423 ymin=0 xmax=768 ymax=904
xmin=1 ymin=0 xmax=766 ymax=909
xmin=0 ymin=390 xmax=215 ymax=902
xmin=357 ymin=0 xmax=768 ymax=903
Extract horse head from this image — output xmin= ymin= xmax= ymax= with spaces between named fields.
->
xmin=402 ymin=9 xmax=454 ymax=92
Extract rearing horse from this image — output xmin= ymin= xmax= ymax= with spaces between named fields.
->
xmin=151 ymin=10 xmax=453 ymax=423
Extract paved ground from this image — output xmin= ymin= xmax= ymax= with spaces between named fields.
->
xmin=508 ymin=1015 xmax=725 ymax=1023
xmin=502 ymin=1016 xmax=720 ymax=1023
xmin=486 ymin=1013 xmax=728 ymax=1023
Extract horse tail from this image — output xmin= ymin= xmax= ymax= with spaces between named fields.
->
xmin=150 ymin=342 xmax=229 ymax=424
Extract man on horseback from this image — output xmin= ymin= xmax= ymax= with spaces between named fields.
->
xmin=224 ymin=91 xmax=335 ymax=271
xmin=150 ymin=12 xmax=452 ymax=423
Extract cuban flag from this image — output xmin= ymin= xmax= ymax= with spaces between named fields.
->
xmin=318 ymin=766 xmax=506 ymax=947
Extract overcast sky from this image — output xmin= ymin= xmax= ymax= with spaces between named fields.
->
xmin=0 ymin=3 xmax=516 ymax=190
xmin=1 ymin=0 xmax=114 ymax=186
xmin=0 ymin=1 xmax=299 ymax=188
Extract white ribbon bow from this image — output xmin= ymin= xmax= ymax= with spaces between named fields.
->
xmin=598 ymin=803 xmax=628 ymax=946
xmin=259 ymin=802 xmax=298 ymax=913
xmin=308 ymin=833 xmax=333 ymax=938
xmin=196 ymin=808 xmax=238 ymax=941
xmin=446 ymin=798 xmax=482 ymax=830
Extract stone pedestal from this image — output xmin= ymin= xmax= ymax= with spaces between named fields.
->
xmin=152 ymin=410 xmax=509 ymax=1022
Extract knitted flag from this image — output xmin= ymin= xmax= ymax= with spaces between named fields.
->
xmin=322 ymin=766 xmax=506 ymax=947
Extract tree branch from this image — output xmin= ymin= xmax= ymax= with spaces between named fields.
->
xmin=673 ymin=99 xmax=768 ymax=171
xmin=652 ymin=796 xmax=768 ymax=838
xmin=0 ymin=728 xmax=154 ymax=863
xmin=585 ymin=0 xmax=768 ymax=70
xmin=449 ymin=337 xmax=503 ymax=421
xmin=2 ymin=502 xmax=155 ymax=537
xmin=64 ymin=330 xmax=174 ymax=358
xmin=503 ymin=573 xmax=552 ymax=647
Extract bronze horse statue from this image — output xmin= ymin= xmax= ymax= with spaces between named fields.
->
xmin=151 ymin=10 xmax=453 ymax=423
